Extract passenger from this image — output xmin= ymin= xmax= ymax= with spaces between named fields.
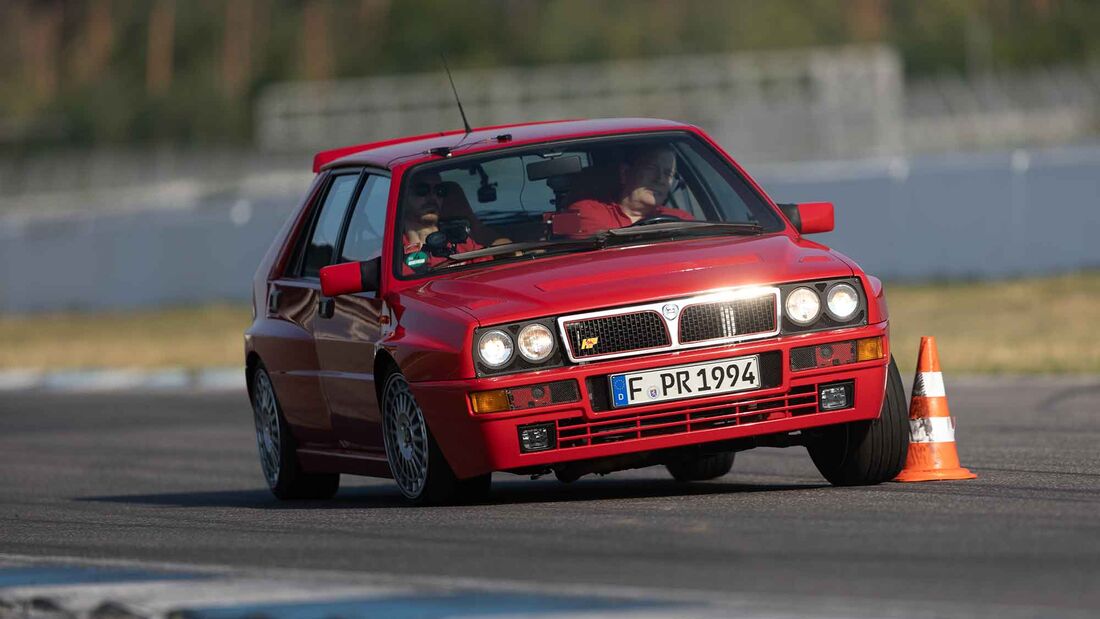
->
xmin=401 ymin=171 xmax=481 ymax=272
xmin=564 ymin=145 xmax=692 ymax=237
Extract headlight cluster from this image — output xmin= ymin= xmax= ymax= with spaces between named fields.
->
xmin=477 ymin=330 xmax=514 ymax=368
xmin=474 ymin=320 xmax=561 ymax=375
xmin=780 ymin=279 xmax=866 ymax=333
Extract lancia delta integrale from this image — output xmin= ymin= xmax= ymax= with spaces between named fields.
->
xmin=245 ymin=118 xmax=907 ymax=504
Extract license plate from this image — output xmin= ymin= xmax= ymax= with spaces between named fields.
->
xmin=609 ymin=355 xmax=760 ymax=408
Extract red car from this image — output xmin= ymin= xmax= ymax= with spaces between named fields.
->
xmin=245 ymin=118 xmax=907 ymax=504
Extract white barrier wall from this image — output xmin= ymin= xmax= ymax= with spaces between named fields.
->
xmin=2 ymin=145 xmax=1099 ymax=313
xmin=256 ymin=46 xmax=905 ymax=164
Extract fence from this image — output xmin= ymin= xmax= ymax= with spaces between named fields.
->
xmin=255 ymin=46 xmax=905 ymax=164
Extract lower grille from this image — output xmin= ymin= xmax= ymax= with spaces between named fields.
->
xmin=679 ymin=296 xmax=776 ymax=343
xmin=556 ymin=384 xmax=820 ymax=449
xmin=564 ymin=311 xmax=669 ymax=359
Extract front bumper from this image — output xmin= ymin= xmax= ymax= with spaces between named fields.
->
xmin=412 ymin=321 xmax=889 ymax=479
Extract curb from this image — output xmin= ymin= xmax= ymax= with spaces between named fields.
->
xmin=0 ymin=367 xmax=244 ymax=393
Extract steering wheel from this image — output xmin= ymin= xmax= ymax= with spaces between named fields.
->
xmin=630 ymin=215 xmax=684 ymax=227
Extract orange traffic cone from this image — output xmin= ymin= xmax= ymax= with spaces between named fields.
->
xmin=894 ymin=336 xmax=977 ymax=482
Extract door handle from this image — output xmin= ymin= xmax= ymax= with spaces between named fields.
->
xmin=318 ymin=297 xmax=335 ymax=319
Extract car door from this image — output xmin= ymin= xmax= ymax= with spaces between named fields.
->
xmin=313 ymin=173 xmax=392 ymax=453
xmin=266 ymin=170 xmax=362 ymax=447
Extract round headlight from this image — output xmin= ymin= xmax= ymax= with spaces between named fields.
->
xmin=785 ymin=287 xmax=821 ymax=325
xmin=517 ymin=323 xmax=555 ymax=362
xmin=826 ymin=283 xmax=860 ymax=321
xmin=477 ymin=330 xmax=514 ymax=368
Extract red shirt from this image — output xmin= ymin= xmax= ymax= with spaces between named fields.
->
xmin=563 ymin=199 xmax=693 ymax=237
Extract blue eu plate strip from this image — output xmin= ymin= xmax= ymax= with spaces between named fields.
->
xmin=610 ymin=374 xmax=629 ymax=407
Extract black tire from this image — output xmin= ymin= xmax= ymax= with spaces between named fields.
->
xmin=381 ymin=371 xmax=491 ymax=505
xmin=665 ymin=451 xmax=735 ymax=482
xmin=249 ymin=365 xmax=340 ymax=500
xmin=807 ymin=357 xmax=909 ymax=486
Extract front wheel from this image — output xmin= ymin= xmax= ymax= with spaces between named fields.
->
xmin=381 ymin=371 xmax=491 ymax=505
xmin=250 ymin=365 xmax=340 ymax=499
xmin=807 ymin=357 xmax=909 ymax=486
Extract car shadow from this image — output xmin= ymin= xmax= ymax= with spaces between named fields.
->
xmin=79 ymin=477 xmax=828 ymax=510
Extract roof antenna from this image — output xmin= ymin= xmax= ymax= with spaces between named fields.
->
xmin=441 ymin=55 xmax=472 ymax=135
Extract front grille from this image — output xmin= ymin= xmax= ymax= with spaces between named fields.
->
xmin=564 ymin=311 xmax=669 ymax=359
xmin=679 ymin=296 xmax=776 ymax=343
xmin=555 ymin=384 xmax=821 ymax=449
xmin=547 ymin=380 xmax=581 ymax=402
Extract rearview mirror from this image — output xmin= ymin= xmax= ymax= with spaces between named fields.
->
xmin=777 ymin=202 xmax=834 ymax=234
xmin=526 ymin=155 xmax=583 ymax=181
xmin=319 ymin=257 xmax=381 ymax=297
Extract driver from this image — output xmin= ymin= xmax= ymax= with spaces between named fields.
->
xmin=401 ymin=171 xmax=481 ymax=272
xmin=563 ymin=144 xmax=692 ymax=237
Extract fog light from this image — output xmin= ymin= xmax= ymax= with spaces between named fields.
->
xmin=819 ymin=382 xmax=853 ymax=411
xmin=471 ymin=389 xmax=510 ymax=414
xmin=470 ymin=380 xmax=581 ymax=414
xmin=518 ymin=422 xmax=556 ymax=453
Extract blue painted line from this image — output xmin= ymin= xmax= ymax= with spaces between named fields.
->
xmin=0 ymin=566 xmax=205 ymax=588
xmin=176 ymin=592 xmax=677 ymax=619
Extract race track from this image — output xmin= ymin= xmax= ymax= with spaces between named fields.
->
xmin=1 ymin=377 xmax=1098 ymax=617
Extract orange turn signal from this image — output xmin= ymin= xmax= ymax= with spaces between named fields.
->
xmin=470 ymin=389 xmax=511 ymax=414
xmin=856 ymin=336 xmax=884 ymax=362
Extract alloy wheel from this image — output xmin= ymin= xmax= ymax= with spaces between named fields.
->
xmin=382 ymin=374 xmax=430 ymax=498
xmin=251 ymin=370 xmax=281 ymax=488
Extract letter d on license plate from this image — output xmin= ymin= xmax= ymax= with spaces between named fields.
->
xmin=609 ymin=355 xmax=760 ymax=408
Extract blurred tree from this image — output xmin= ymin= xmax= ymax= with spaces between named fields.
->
xmin=73 ymin=0 xmax=115 ymax=85
xmin=222 ymin=0 xmax=254 ymax=96
xmin=2 ymin=0 xmax=1100 ymax=149
xmin=301 ymin=0 xmax=333 ymax=80
xmin=146 ymin=0 xmax=175 ymax=95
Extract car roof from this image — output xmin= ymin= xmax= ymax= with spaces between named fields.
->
xmin=314 ymin=117 xmax=695 ymax=172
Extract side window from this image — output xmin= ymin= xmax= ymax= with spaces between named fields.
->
xmin=301 ymin=173 xmax=360 ymax=278
xmin=339 ymin=175 xmax=391 ymax=263
xmin=676 ymin=140 xmax=782 ymax=229
xmin=666 ymin=154 xmax=706 ymax=219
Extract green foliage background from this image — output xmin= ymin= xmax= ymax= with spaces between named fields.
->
xmin=2 ymin=0 xmax=1099 ymax=148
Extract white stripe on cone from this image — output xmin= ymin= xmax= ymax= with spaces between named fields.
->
xmin=913 ymin=371 xmax=946 ymax=397
xmin=909 ymin=417 xmax=957 ymax=443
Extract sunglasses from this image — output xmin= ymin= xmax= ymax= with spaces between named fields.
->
xmin=411 ymin=182 xmax=450 ymax=198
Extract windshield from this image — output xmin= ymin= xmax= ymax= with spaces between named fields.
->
xmin=394 ymin=133 xmax=785 ymax=277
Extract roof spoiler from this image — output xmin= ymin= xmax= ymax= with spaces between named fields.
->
xmin=312 ymin=130 xmax=456 ymax=173
xmin=310 ymin=119 xmax=580 ymax=173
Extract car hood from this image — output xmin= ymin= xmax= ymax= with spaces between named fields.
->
xmin=404 ymin=234 xmax=854 ymax=325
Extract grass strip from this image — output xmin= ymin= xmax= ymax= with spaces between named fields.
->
xmin=1 ymin=272 xmax=1097 ymax=374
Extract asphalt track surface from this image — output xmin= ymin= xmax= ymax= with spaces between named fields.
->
xmin=2 ymin=377 xmax=1099 ymax=617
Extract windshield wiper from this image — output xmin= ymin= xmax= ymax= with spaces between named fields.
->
xmin=604 ymin=221 xmax=764 ymax=241
xmin=432 ymin=222 xmax=763 ymax=270
xmin=435 ymin=238 xmax=604 ymax=268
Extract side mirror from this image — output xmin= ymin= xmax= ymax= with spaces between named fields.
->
xmin=319 ymin=257 xmax=380 ymax=297
xmin=778 ymin=202 xmax=834 ymax=234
